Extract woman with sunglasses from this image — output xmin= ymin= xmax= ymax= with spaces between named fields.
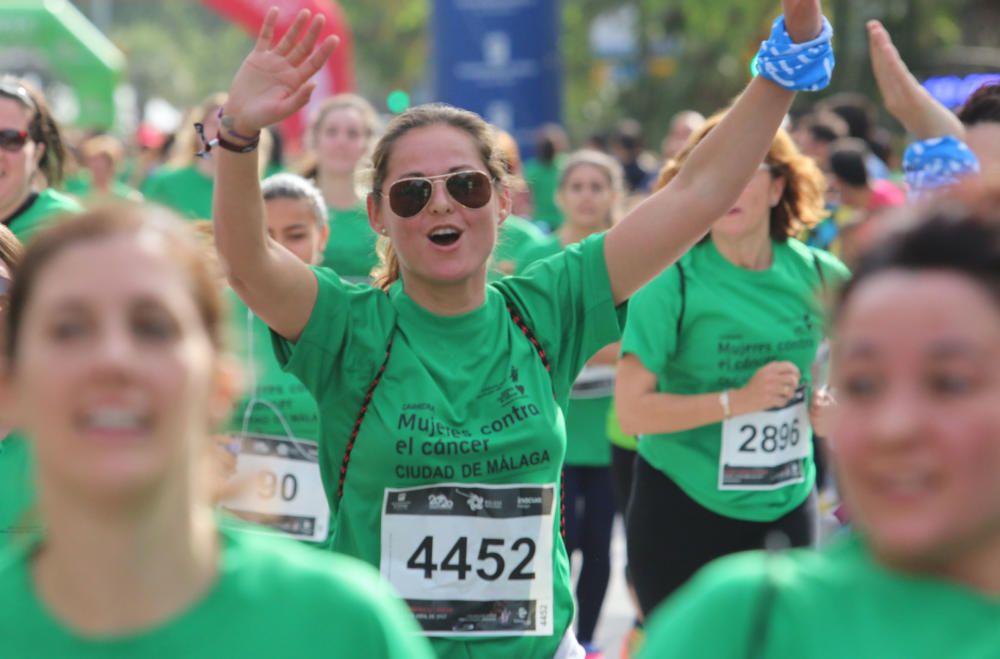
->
xmin=0 ymin=205 xmax=433 ymax=658
xmin=0 ymin=77 xmax=80 ymax=243
xmin=637 ymin=181 xmax=1000 ymax=659
xmin=212 ymin=3 xmax=832 ymax=657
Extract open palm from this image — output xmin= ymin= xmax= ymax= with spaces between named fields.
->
xmin=867 ymin=20 xmax=964 ymax=140
xmin=225 ymin=8 xmax=339 ymax=134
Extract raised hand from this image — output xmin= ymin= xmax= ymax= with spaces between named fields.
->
xmin=867 ymin=20 xmax=965 ymax=140
xmin=224 ymin=8 xmax=339 ymax=136
xmin=783 ymin=0 xmax=823 ymax=43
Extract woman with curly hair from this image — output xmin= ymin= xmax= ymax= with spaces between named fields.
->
xmin=615 ymin=112 xmax=850 ymax=616
xmin=638 ymin=180 xmax=1000 ymax=658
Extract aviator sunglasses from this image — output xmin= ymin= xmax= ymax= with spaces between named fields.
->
xmin=383 ymin=170 xmax=494 ymax=218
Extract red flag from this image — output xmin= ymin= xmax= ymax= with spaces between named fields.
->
xmin=200 ymin=0 xmax=356 ymax=153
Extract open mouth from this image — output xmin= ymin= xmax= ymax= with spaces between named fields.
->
xmin=428 ymin=226 xmax=462 ymax=246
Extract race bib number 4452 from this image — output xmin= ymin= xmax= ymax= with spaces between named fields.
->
xmin=380 ymin=483 xmax=555 ymax=637
xmin=719 ymin=386 xmax=812 ymax=491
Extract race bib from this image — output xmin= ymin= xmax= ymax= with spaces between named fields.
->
xmin=220 ymin=434 xmax=330 ymax=543
xmin=719 ymin=386 xmax=811 ymax=491
xmin=570 ymin=365 xmax=616 ymax=399
xmin=380 ymin=483 xmax=555 ymax=637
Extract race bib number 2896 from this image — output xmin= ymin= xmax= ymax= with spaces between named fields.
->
xmin=719 ymin=386 xmax=812 ymax=491
xmin=380 ymin=483 xmax=555 ymax=637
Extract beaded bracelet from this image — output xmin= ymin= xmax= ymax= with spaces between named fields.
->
xmin=194 ymin=121 xmax=260 ymax=158
xmin=903 ymin=136 xmax=980 ymax=199
xmin=755 ymin=16 xmax=835 ymax=92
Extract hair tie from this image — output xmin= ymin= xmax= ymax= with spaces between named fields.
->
xmin=755 ymin=16 xmax=835 ymax=92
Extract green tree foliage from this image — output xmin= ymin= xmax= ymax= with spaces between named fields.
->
xmin=338 ymin=0 xmax=429 ymax=109
xmin=563 ymin=0 xmax=996 ymax=145
xmin=69 ymin=0 xmax=429 ymax=118
xmin=67 ymin=1 xmax=995 ymax=145
xmin=71 ymin=0 xmax=252 ymax=114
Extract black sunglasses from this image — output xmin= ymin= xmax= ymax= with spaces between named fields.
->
xmin=0 ymin=129 xmax=29 ymax=153
xmin=383 ymin=170 xmax=494 ymax=218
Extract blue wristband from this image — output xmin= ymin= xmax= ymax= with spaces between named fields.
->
xmin=903 ymin=136 xmax=980 ymax=199
xmin=755 ymin=16 xmax=835 ymax=92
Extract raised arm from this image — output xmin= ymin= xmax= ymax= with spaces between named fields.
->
xmin=213 ymin=9 xmax=338 ymax=341
xmin=867 ymin=20 xmax=965 ymax=141
xmin=603 ymin=0 xmax=826 ymax=304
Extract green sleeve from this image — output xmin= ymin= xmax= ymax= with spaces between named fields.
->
xmin=812 ymin=247 xmax=851 ymax=288
xmin=620 ymin=264 xmax=682 ymax=376
xmin=270 ymin=267 xmax=393 ymax=402
xmin=514 ymin=236 xmax=562 ymax=275
xmin=638 ymin=552 xmax=775 ymax=659
xmin=494 ymin=233 xmax=625 ymax=402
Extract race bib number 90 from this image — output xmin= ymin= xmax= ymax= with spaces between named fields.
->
xmin=220 ymin=434 xmax=330 ymax=543
xmin=719 ymin=386 xmax=812 ymax=490
xmin=380 ymin=483 xmax=555 ymax=637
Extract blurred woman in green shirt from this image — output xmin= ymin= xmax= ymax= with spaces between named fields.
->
xmin=300 ymin=94 xmax=381 ymax=282
xmin=0 ymin=77 xmax=80 ymax=243
xmin=0 ymin=205 xmax=432 ymax=658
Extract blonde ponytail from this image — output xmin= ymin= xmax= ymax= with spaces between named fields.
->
xmin=372 ymin=235 xmax=401 ymax=290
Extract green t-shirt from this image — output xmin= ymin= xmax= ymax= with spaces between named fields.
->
xmin=0 ymin=526 xmax=434 ymax=659
xmin=141 ymin=165 xmax=214 ymax=220
xmin=561 ymin=233 xmax=615 ymax=467
xmin=516 ymin=233 xmax=563 ymax=276
xmin=621 ymin=239 xmax=849 ymax=522
xmin=321 ymin=203 xmax=379 ymax=283
xmin=273 ymin=233 xmax=623 ymax=659
xmin=4 ymin=189 xmax=82 ymax=243
xmin=522 ymin=157 xmax=564 ymax=230
xmin=0 ymin=433 xmax=37 ymax=551
xmin=565 ymin=396 xmax=612 ymax=467
xmin=489 ymin=214 xmax=551 ymax=280
xmin=639 ymin=536 xmax=1000 ymax=659
xmin=64 ymin=174 xmax=142 ymax=203
xmin=221 ymin=291 xmax=331 ymax=546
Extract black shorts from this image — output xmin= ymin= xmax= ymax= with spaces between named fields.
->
xmin=625 ymin=455 xmax=815 ymax=615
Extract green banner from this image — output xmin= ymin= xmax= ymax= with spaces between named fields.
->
xmin=0 ymin=0 xmax=125 ymax=129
